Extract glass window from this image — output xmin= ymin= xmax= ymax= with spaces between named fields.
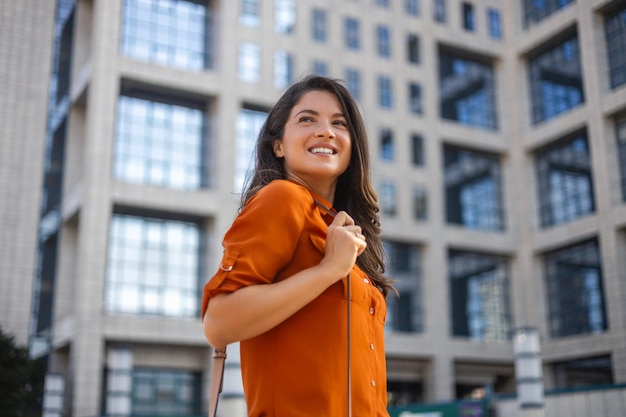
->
xmin=440 ymin=50 xmax=497 ymax=129
xmin=114 ymin=95 xmax=205 ymax=190
xmin=388 ymin=381 xmax=424 ymax=409
xmin=377 ymin=25 xmax=391 ymax=58
xmin=345 ymin=68 xmax=362 ymax=101
xmin=536 ymin=133 xmax=594 ymax=227
xmin=43 ymin=122 xmax=66 ymax=214
xmin=444 ymin=146 xmax=504 ymax=231
xmin=434 ymin=0 xmax=446 ymax=23
xmin=235 ymin=108 xmax=268 ymax=192
xmin=523 ymin=0 xmax=573 ymax=27
xmin=344 ymin=17 xmax=361 ymax=50
xmin=274 ymin=49 xmax=294 ymax=89
xmin=380 ymin=181 xmax=397 ymax=215
xmin=312 ymin=8 xmax=327 ymax=43
xmin=36 ymin=230 xmax=58 ymax=333
xmin=238 ymin=42 xmax=261 ymax=83
xmin=616 ymin=117 xmax=626 ymax=201
xmin=384 ymin=241 xmax=423 ymax=333
xmin=552 ymin=356 xmax=614 ymax=389
xmin=529 ymin=35 xmax=584 ymax=124
xmin=275 ymin=0 xmax=296 ymax=34
xmin=240 ymin=0 xmax=260 ymax=26
xmin=121 ymin=0 xmax=208 ymax=71
xmin=544 ymin=240 xmax=607 ymax=338
xmin=407 ymin=34 xmax=420 ymax=64
xmin=380 ymin=128 xmax=394 ymax=161
xmin=131 ymin=369 xmax=201 ymax=415
xmin=106 ymin=214 xmax=201 ymax=318
xmin=378 ymin=75 xmax=393 ymax=109
xmin=409 ymin=82 xmax=422 ymax=114
xmin=605 ymin=5 xmax=626 ymax=89
xmin=488 ymin=8 xmax=502 ymax=40
xmin=449 ymin=251 xmax=511 ymax=341
xmin=411 ymin=134 xmax=424 ymax=166
xmin=312 ymin=60 xmax=328 ymax=76
xmin=406 ymin=0 xmax=419 ymax=16
xmin=55 ymin=9 xmax=74 ymax=105
xmin=462 ymin=2 xmax=474 ymax=31
xmin=412 ymin=187 xmax=428 ymax=220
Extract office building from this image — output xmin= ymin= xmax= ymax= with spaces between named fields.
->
xmin=1 ymin=0 xmax=625 ymax=415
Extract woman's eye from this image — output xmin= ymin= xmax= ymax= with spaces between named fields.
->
xmin=333 ymin=120 xmax=348 ymax=127
xmin=299 ymin=116 xmax=314 ymax=122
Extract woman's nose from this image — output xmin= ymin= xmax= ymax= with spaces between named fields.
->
xmin=316 ymin=121 xmax=335 ymax=138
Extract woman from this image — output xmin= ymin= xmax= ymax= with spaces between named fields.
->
xmin=202 ymin=75 xmax=395 ymax=416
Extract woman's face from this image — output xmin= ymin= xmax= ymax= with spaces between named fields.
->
xmin=273 ymin=90 xmax=352 ymax=193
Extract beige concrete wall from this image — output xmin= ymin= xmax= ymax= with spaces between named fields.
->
xmin=0 ymin=1 xmax=55 ymax=345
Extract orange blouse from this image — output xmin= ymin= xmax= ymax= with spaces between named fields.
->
xmin=202 ymin=179 xmax=389 ymax=417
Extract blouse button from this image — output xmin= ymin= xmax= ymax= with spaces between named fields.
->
xmin=370 ymin=343 xmax=375 ymax=350
xmin=363 ymin=278 xmax=369 ymax=284
xmin=371 ymin=380 xmax=376 ymax=387
xmin=369 ymin=307 xmax=375 ymax=315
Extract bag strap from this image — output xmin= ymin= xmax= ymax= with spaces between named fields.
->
xmin=208 ymin=346 xmax=227 ymax=417
xmin=313 ymin=197 xmax=352 ymax=416
xmin=347 ymin=272 xmax=352 ymax=417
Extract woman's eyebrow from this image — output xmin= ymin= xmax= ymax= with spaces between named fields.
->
xmin=294 ymin=109 xmax=346 ymax=118
xmin=294 ymin=109 xmax=319 ymax=117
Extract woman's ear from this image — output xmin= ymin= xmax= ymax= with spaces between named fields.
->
xmin=273 ymin=140 xmax=284 ymax=158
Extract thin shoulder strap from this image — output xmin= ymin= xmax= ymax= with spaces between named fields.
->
xmin=312 ymin=197 xmax=337 ymax=218
xmin=347 ymin=272 xmax=352 ymax=417
xmin=208 ymin=347 xmax=227 ymax=417
xmin=312 ymin=197 xmax=352 ymax=417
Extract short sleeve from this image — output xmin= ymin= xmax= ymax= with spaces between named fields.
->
xmin=201 ymin=181 xmax=309 ymax=315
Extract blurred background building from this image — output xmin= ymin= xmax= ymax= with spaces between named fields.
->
xmin=1 ymin=0 xmax=625 ymax=416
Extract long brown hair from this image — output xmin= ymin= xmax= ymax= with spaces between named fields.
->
xmin=241 ymin=75 xmax=395 ymax=297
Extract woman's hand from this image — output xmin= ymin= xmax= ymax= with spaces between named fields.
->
xmin=319 ymin=211 xmax=367 ymax=279
xmin=204 ymin=211 xmax=366 ymax=347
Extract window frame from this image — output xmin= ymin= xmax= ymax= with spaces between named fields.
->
xmin=543 ymin=240 xmax=607 ymax=338
xmin=238 ymin=41 xmax=261 ymax=83
xmin=344 ymin=17 xmax=361 ymax=50
xmin=312 ymin=8 xmax=327 ymax=43
xmin=121 ymin=0 xmax=209 ymax=71
xmin=535 ymin=133 xmax=595 ymax=227
xmin=105 ymin=213 xmax=204 ymax=318
xmin=448 ymin=250 xmax=512 ymax=341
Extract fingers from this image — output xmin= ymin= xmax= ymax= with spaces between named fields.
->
xmin=322 ymin=212 xmax=368 ymax=278
xmin=355 ymin=235 xmax=366 ymax=256
xmin=331 ymin=211 xmax=363 ymax=238
xmin=331 ymin=211 xmax=355 ymax=227
xmin=330 ymin=212 xmax=363 ymax=239
xmin=328 ymin=211 xmax=366 ymax=256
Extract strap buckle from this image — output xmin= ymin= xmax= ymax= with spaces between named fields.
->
xmin=213 ymin=349 xmax=227 ymax=359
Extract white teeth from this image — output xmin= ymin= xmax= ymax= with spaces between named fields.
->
xmin=310 ymin=147 xmax=334 ymax=154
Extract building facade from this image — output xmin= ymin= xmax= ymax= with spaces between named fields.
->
xmin=0 ymin=1 xmax=56 ymax=346
xmin=1 ymin=0 xmax=625 ymax=415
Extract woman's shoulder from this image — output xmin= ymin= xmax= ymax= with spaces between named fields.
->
xmin=243 ymin=180 xmax=313 ymax=215
xmin=252 ymin=179 xmax=312 ymax=203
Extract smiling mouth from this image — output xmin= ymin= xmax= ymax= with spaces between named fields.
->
xmin=309 ymin=147 xmax=336 ymax=155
